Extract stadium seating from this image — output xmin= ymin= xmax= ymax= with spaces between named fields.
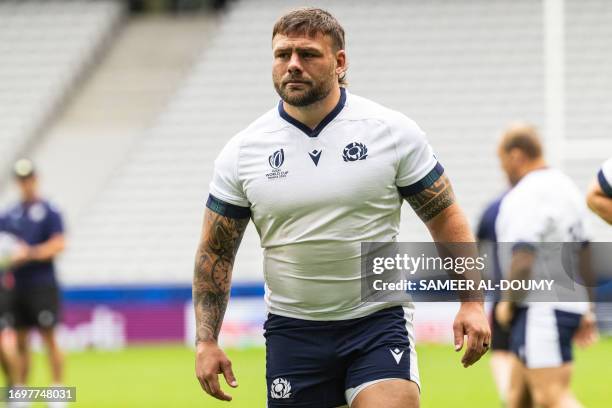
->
xmin=1 ymin=0 xmax=608 ymax=286
xmin=0 ymin=0 xmax=123 ymax=179
xmin=58 ymin=0 xmax=549 ymax=284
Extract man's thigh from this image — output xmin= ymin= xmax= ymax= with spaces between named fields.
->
xmin=264 ymin=314 xmax=346 ymax=408
xmin=343 ymin=306 xmax=419 ymax=407
xmin=507 ymin=355 xmax=533 ymax=408
xmin=351 ymin=379 xmax=419 ymax=408
xmin=526 ymin=364 xmax=573 ymax=407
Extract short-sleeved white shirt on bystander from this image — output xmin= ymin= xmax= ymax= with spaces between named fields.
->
xmin=496 ymin=168 xmax=590 ymax=314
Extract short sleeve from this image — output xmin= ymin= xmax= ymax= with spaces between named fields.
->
xmin=393 ymin=115 xmax=441 ymax=196
xmin=597 ymin=157 xmax=612 ymax=197
xmin=46 ymin=204 xmax=64 ymax=236
xmin=496 ymin=195 xmax=541 ymax=244
xmin=209 ymin=135 xmax=249 ymax=208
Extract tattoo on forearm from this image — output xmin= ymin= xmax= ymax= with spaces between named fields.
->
xmin=193 ymin=211 xmax=248 ymax=343
xmin=405 ymin=174 xmax=455 ymax=222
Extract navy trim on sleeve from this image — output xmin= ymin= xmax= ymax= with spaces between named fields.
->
xmin=206 ymin=194 xmax=251 ymax=219
xmin=397 ymin=162 xmax=445 ymax=197
xmin=597 ymin=169 xmax=612 ymax=197
xmin=512 ymin=242 xmax=536 ymax=253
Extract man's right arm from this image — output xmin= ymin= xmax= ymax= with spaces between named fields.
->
xmin=193 ymin=207 xmax=249 ymax=401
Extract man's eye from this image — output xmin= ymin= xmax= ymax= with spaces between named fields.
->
xmin=276 ymin=53 xmax=289 ymax=59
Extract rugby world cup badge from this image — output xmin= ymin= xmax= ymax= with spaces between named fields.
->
xmin=266 ymin=148 xmax=289 ymax=180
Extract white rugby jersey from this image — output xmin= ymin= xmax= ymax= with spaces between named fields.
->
xmin=496 ymin=168 xmax=590 ymax=313
xmin=209 ymin=88 xmax=441 ymax=320
xmin=598 ymin=157 xmax=612 ymax=197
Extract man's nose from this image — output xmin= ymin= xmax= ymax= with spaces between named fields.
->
xmin=287 ymin=52 xmax=303 ymax=74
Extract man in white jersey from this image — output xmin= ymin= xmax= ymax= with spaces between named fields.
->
xmin=494 ymin=124 xmax=597 ymax=408
xmin=193 ymin=8 xmax=490 ymax=407
xmin=586 ymin=157 xmax=612 ymax=224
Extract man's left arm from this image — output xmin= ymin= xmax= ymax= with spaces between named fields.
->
xmin=404 ymin=172 xmax=491 ymax=368
xmin=24 ymin=234 xmax=65 ymax=262
xmin=15 ymin=206 xmax=65 ymax=264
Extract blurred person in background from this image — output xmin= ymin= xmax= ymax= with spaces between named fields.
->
xmin=194 ymin=7 xmax=490 ymax=408
xmin=0 ymin=213 xmax=22 ymax=390
xmin=494 ymin=124 xmax=597 ymax=408
xmin=3 ymin=159 xmax=66 ymax=399
xmin=586 ymin=157 xmax=612 ymax=224
xmin=476 ymin=193 xmax=533 ymax=407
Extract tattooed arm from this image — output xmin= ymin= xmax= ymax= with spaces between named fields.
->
xmin=404 ymin=172 xmax=491 ymax=367
xmin=404 ymin=173 xmax=470 ymax=239
xmin=194 ymin=207 xmax=249 ymax=401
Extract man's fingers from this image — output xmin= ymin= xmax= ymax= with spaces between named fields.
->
xmin=462 ymin=331 xmax=487 ymax=367
xmin=453 ymin=322 xmax=464 ymax=351
xmin=461 ymin=332 xmax=479 ymax=366
xmin=206 ymin=372 xmax=232 ymax=401
xmin=221 ymin=360 xmax=238 ymax=388
xmin=197 ymin=374 xmax=213 ymax=397
xmin=200 ymin=378 xmax=212 ymax=396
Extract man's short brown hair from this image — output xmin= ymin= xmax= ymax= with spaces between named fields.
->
xmin=272 ymin=7 xmax=345 ymax=52
xmin=500 ymin=123 xmax=543 ymax=159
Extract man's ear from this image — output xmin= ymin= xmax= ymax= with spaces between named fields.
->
xmin=335 ymin=49 xmax=347 ymax=75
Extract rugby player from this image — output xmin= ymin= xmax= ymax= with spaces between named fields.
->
xmin=4 ymin=159 xmax=66 ymax=396
xmin=193 ymin=8 xmax=490 ymax=407
xmin=586 ymin=157 xmax=612 ymax=224
xmin=494 ymin=124 xmax=597 ymax=408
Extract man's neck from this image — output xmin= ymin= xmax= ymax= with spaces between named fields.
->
xmin=517 ymin=159 xmax=548 ymax=182
xmin=283 ymin=86 xmax=341 ymax=130
xmin=21 ymin=195 xmax=39 ymax=205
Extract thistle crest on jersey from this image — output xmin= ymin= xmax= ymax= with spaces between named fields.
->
xmin=270 ymin=378 xmax=291 ymax=399
xmin=269 ymin=149 xmax=285 ymax=169
xmin=342 ymin=142 xmax=368 ymax=162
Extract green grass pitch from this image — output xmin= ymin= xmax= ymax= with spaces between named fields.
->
xmin=16 ymin=337 xmax=612 ymax=407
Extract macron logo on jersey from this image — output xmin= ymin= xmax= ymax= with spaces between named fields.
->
xmin=308 ymin=149 xmax=322 ymax=166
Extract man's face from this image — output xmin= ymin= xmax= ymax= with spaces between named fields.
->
xmin=498 ymin=147 xmax=522 ymax=186
xmin=272 ymin=32 xmax=342 ymax=107
xmin=16 ymin=176 xmax=37 ymax=201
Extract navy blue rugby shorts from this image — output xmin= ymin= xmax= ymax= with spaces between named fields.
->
xmin=264 ymin=305 xmax=419 ymax=408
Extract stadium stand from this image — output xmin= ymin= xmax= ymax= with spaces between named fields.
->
xmin=1 ymin=0 xmax=610 ymax=288
xmin=566 ymin=0 xmax=612 ymax=142
xmin=56 ymin=0 xmax=548 ymax=285
xmin=0 ymin=0 xmax=123 ymax=180
xmin=564 ymin=0 xmax=612 ymax=240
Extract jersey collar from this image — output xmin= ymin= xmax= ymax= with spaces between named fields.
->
xmin=278 ymin=87 xmax=347 ymax=138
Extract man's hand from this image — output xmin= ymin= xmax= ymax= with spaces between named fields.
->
xmin=494 ymin=301 xmax=514 ymax=330
xmin=574 ymin=310 xmax=598 ymax=348
xmin=453 ymin=302 xmax=491 ymax=368
xmin=195 ymin=340 xmax=238 ymax=401
xmin=10 ymin=241 xmax=31 ymax=266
